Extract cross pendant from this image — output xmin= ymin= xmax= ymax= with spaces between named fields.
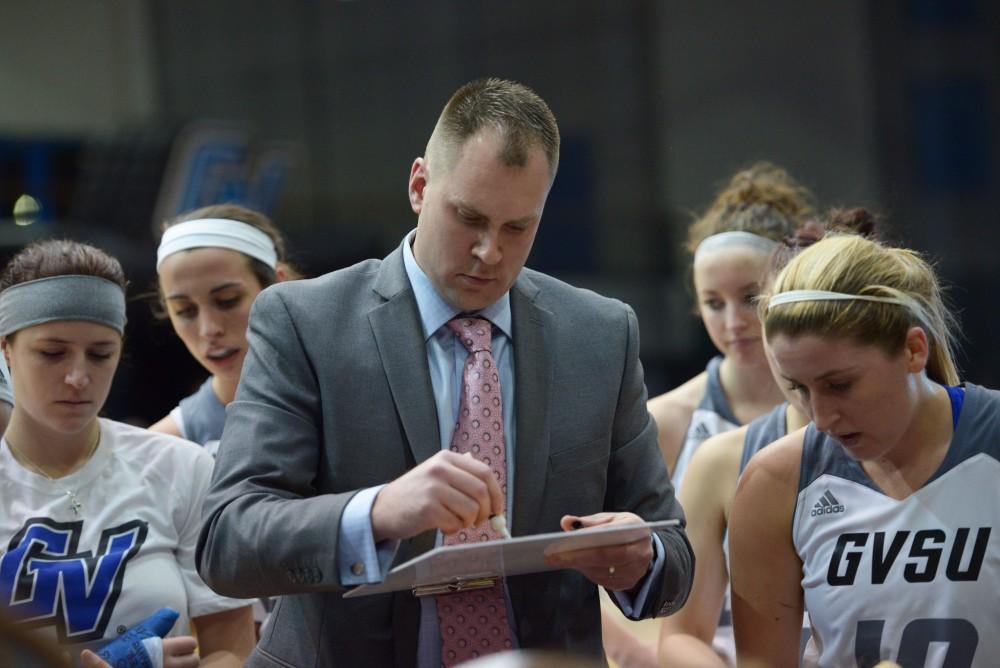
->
xmin=67 ymin=492 xmax=82 ymax=515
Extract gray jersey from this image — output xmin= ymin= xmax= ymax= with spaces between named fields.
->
xmin=740 ymin=402 xmax=788 ymax=473
xmin=672 ymin=356 xmax=740 ymax=489
xmin=715 ymin=403 xmax=791 ymax=665
xmin=794 ymin=383 xmax=1000 ymax=667
xmin=170 ymin=378 xmax=226 ymax=456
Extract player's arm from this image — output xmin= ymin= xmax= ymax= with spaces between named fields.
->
xmin=659 ymin=427 xmax=744 ymax=668
xmin=647 ymin=375 xmax=703 ymax=475
xmin=148 ymin=413 xmax=183 ymax=438
xmin=729 ymin=430 xmax=804 ymax=668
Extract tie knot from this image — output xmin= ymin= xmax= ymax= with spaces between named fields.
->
xmin=447 ymin=317 xmax=493 ymax=353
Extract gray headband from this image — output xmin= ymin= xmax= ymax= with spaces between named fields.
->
xmin=0 ymin=275 xmax=127 ymax=337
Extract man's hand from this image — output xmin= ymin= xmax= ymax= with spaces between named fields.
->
xmin=371 ymin=451 xmax=505 ymax=542
xmin=545 ymin=512 xmax=653 ymax=592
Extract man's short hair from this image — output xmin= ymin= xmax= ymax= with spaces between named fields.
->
xmin=427 ymin=78 xmax=560 ymax=177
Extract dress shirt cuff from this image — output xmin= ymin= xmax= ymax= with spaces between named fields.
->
xmin=610 ymin=534 xmax=664 ymax=619
xmin=337 ymin=484 xmax=399 ymax=585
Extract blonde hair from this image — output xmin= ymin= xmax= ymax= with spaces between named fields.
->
xmin=686 ymin=161 xmax=815 ymax=253
xmin=762 ymin=235 xmax=959 ymax=385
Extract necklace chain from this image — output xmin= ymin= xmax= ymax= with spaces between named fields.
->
xmin=5 ymin=429 xmax=100 ymax=516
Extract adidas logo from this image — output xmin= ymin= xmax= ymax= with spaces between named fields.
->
xmin=810 ymin=490 xmax=845 ymax=517
xmin=692 ymin=422 xmax=711 ymax=440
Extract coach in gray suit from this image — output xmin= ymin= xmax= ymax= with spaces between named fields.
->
xmin=197 ymin=78 xmax=693 ymax=667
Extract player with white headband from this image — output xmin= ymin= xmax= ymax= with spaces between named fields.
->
xmin=658 ymin=208 xmax=876 ymax=668
xmin=730 ymin=233 xmax=999 ymax=667
xmin=605 ymin=162 xmax=815 ymax=668
xmin=0 ymin=239 xmax=254 ymax=667
xmin=150 ymin=204 xmax=299 ymax=455
xmin=150 ymin=204 xmax=298 ymax=632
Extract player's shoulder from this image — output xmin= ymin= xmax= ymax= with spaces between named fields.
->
xmin=101 ymin=418 xmax=210 ymax=469
xmin=740 ymin=426 xmax=805 ymax=492
xmin=649 ymin=372 xmax=709 ymax=419
xmin=693 ymin=423 xmax=748 ymax=468
xmin=684 ymin=423 xmax=746 ymax=503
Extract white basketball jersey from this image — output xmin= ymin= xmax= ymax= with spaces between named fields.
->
xmin=0 ymin=419 xmax=247 ymax=658
xmin=793 ymin=384 xmax=1000 ymax=668
xmin=672 ymin=356 xmax=740 ymax=489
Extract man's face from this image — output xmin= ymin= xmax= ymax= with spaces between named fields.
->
xmin=409 ymin=129 xmax=552 ymax=312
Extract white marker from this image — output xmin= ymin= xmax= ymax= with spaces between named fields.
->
xmin=490 ymin=514 xmax=512 ymax=540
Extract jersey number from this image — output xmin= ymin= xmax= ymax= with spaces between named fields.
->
xmin=855 ymin=618 xmax=978 ymax=667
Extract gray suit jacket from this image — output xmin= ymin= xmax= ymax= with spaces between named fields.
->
xmin=197 ymin=247 xmax=693 ymax=667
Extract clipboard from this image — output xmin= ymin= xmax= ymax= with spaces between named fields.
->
xmin=342 ymin=519 xmax=679 ymax=598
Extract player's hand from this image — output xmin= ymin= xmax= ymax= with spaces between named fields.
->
xmin=80 ymin=650 xmax=112 ymax=668
xmin=545 ymin=512 xmax=654 ymax=592
xmin=80 ymin=636 xmax=197 ymax=668
xmin=371 ymin=451 xmax=504 ymax=542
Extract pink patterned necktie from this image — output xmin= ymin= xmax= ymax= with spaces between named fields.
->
xmin=437 ymin=317 xmax=515 ymax=666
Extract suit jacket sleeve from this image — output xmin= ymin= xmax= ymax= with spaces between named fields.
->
xmin=606 ymin=305 xmax=694 ymax=617
xmin=196 ymin=287 xmax=356 ymax=597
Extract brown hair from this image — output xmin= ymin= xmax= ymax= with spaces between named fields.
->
xmin=426 ymin=78 xmax=560 ymax=178
xmin=0 ymin=239 xmax=126 ymax=292
xmin=765 ymin=206 xmax=882 ymax=282
xmin=686 ymin=162 xmax=816 ymax=254
xmin=762 ymin=234 xmax=959 ymax=385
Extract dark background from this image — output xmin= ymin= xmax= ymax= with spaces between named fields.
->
xmin=0 ymin=0 xmax=997 ymax=423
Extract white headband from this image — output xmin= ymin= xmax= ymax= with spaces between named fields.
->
xmin=768 ymin=290 xmax=908 ymax=308
xmin=694 ymin=231 xmax=779 ymax=261
xmin=156 ymin=218 xmax=278 ymax=272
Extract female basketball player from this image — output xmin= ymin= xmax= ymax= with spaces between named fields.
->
xmin=0 ymin=240 xmax=254 ymax=666
xmin=150 ymin=203 xmax=298 ymax=454
xmin=647 ymin=162 xmax=814 ymax=488
xmin=730 ymin=234 xmax=996 ymax=667
xmin=658 ymin=209 xmax=874 ymax=666
xmin=605 ymin=163 xmax=814 ymax=667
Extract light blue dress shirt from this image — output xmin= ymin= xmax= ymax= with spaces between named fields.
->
xmin=336 ymin=231 xmax=664 ymax=665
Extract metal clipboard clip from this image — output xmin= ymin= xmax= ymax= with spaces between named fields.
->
xmin=412 ymin=576 xmax=498 ymax=597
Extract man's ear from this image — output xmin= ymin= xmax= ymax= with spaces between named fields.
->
xmin=408 ymin=157 xmax=428 ymax=215
xmin=904 ymin=326 xmax=930 ymax=373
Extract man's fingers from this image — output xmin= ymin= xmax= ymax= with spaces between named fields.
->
xmin=432 ymin=482 xmax=488 ymax=531
xmin=442 ymin=452 xmax=504 ymax=522
xmin=551 ymin=536 xmax=650 ymax=569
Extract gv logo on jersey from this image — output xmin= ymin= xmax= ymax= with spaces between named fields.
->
xmin=0 ymin=517 xmax=148 ymax=642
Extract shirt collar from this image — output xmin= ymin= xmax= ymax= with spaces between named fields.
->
xmin=401 ymin=229 xmax=512 ymax=341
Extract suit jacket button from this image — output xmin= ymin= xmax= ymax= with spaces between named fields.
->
xmin=351 ymin=562 xmax=365 ymax=576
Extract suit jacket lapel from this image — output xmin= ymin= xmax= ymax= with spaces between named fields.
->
xmin=510 ymin=272 xmax=553 ymax=535
xmin=369 ymin=248 xmax=441 ymax=471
